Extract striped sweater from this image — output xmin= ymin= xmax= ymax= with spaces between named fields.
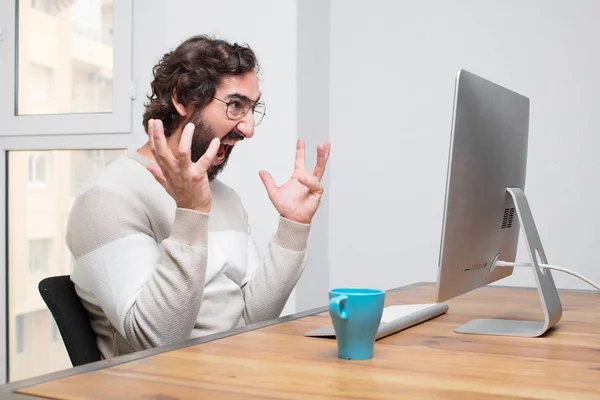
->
xmin=66 ymin=149 xmax=310 ymax=359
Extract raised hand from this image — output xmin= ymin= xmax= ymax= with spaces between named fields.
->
xmin=146 ymin=119 xmax=220 ymax=213
xmin=259 ymin=138 xmax=330 ymax=224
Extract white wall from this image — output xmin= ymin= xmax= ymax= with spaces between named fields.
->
xmin=295 ymin=0 xmax=331 ymax=311
xmin=328 ymin=0 xmax=600 ymax=292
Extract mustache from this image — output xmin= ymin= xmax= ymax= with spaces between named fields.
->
xmin=221 ymin=130 xmax=244 ymax=142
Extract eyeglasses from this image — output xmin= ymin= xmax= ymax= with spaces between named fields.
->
xmin=212 ymin=96 xmax=266 ymax=126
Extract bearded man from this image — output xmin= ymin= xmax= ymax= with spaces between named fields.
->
xmin=65 ymin=35 xmax=330 ymax=359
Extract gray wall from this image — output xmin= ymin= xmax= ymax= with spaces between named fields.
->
xmin=328 ymin=0 xmax=600 ymax=292
xmin=133 ymin=0 xmax=600 ymax=311
xmin=295 ymin=0 xmax=331 ymax=311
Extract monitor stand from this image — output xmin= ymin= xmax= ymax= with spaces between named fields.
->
xmin=454 ymin=187 xmax=562 ymax=337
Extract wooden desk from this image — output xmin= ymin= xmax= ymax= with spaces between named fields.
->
xmin=2 ymin=283 xmax=600 ymax=399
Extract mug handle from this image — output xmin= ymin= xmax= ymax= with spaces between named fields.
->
xmin=329 ymin=295 xmax=349 ymax=320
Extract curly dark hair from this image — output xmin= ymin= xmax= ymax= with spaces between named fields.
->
xmin=142 ymin=35 xmax=259 ymax=137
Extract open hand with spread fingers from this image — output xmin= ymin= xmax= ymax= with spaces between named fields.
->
xmin=146 ymin=119 xmax=220 ymax=213
xmin=259 ymin=138 xmax=330 ymax=224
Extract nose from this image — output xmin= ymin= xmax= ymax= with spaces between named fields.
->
xmin=236 ymin=112 xmax=255 ymax=139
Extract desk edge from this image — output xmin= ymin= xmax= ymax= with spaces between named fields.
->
xmin=2 ymin=282 xmax=430 ymax=397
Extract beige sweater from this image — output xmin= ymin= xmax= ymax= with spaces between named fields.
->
xmin=66 ymin=149 xmax=310 ymax=359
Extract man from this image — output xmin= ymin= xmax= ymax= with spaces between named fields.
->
xmin=66 ymin=35 xmax=330 ymax=359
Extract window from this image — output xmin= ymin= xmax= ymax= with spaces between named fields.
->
xmin=51 ymin=319 xmax=60 ymax=343
xmin=71 ymin=62 xmax=113 ymax=113
xmin=28 ymin=154 xmax=52 ymax=186
xmin=15 ymin=315 xmax=25 ymax=355
xmin=26 ymin=63 xmax=55 ymax=114
xmin=19 ymin=0 xmax=114 ymax=116
xmin=28 ymin=239 xmax=53 ymax=273
xmin=8 ymin=148 xmax=127 ymax=381
xmin=0 ymin=0 xmax=133 ymax=135
xmin=30 ymin=0 xmax=58 ymax=15
xmin=2 ymin=0 xmax=134 ymax=385
xmin=87 ymin=150 xmax=104 ymax=160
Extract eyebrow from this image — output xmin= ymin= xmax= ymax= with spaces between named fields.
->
xmin=225 ymin=92 xmax=262 ymax=104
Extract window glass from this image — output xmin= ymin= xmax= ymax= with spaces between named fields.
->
xmin=8 ymin=148 xmax=126 ymax=381
xmin=17 ymin=0 xmax=114 ymax=115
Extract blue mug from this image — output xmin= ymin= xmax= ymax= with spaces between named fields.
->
xmin=329 ymin=288 xmax=385 ymax=360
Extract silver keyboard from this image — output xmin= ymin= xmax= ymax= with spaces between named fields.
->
xmin=304 ymin=303 xmax=449 ymax=340
xmin=381 ymin=303 xmax=442 ymax=323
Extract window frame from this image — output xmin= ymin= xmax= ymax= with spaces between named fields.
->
xmin=0 ymin=0 xmax=134 ymax=135
xmin=0 ymin=0 xmax=140 ymax=384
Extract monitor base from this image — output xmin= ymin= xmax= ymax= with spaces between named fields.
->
xmin=455 ymin=319 xmax=548 ymax=337
xmin=454 ymin=187 xmax=562 ymax=338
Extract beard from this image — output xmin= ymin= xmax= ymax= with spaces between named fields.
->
xmin=184 ymin=110 xmax=243 ymax=181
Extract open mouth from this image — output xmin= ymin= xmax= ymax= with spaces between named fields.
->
xmin=215 ymin=138 xmax=240 ymax=164
xmin=216 ymin=144 xmax=230 ymax=162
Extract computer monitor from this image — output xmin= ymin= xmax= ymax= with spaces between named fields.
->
xmin=436 ymin=70 xmax=562 ymax=337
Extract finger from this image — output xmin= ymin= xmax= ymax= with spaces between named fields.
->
xmin=258 ymin=170 xmax=277 ymax=198
xmin=294 ymin=138 xmax=305 ymax=170
xmin=178 ymin=122 xmax=195 ymax=167
xmin=152 ymin=120 xmax=176 ymax=168
xmin=195 ymin=137 xmax=221 ymax=172
xmin=146 ymin=163 xmax=168 ymax=188
xmin=148 ymin=119 xmax=156 ymax=153
xmin=298 ymin=175 xmax=323 ymax=195
xmin=312 ymin=141 xmax=331 ymax=180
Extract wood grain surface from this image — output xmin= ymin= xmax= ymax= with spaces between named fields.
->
xmin=15 ymin=283 xmax=600 ymax=399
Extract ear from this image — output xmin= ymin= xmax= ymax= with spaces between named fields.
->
xmin=171 ymin=90 xmax=191 ymax=117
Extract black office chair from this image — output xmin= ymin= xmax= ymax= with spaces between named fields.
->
xmin=38 ymin=275 xmax=102 ymax=367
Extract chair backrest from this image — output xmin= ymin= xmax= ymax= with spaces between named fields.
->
xmin=38 ymin=275 xmax=102 ymax=367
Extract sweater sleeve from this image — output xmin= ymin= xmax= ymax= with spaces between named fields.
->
xmin=67 ymin=186 xmax=209 ymax=351
xmin=241 ymin=216 xmax=311 ymax=324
